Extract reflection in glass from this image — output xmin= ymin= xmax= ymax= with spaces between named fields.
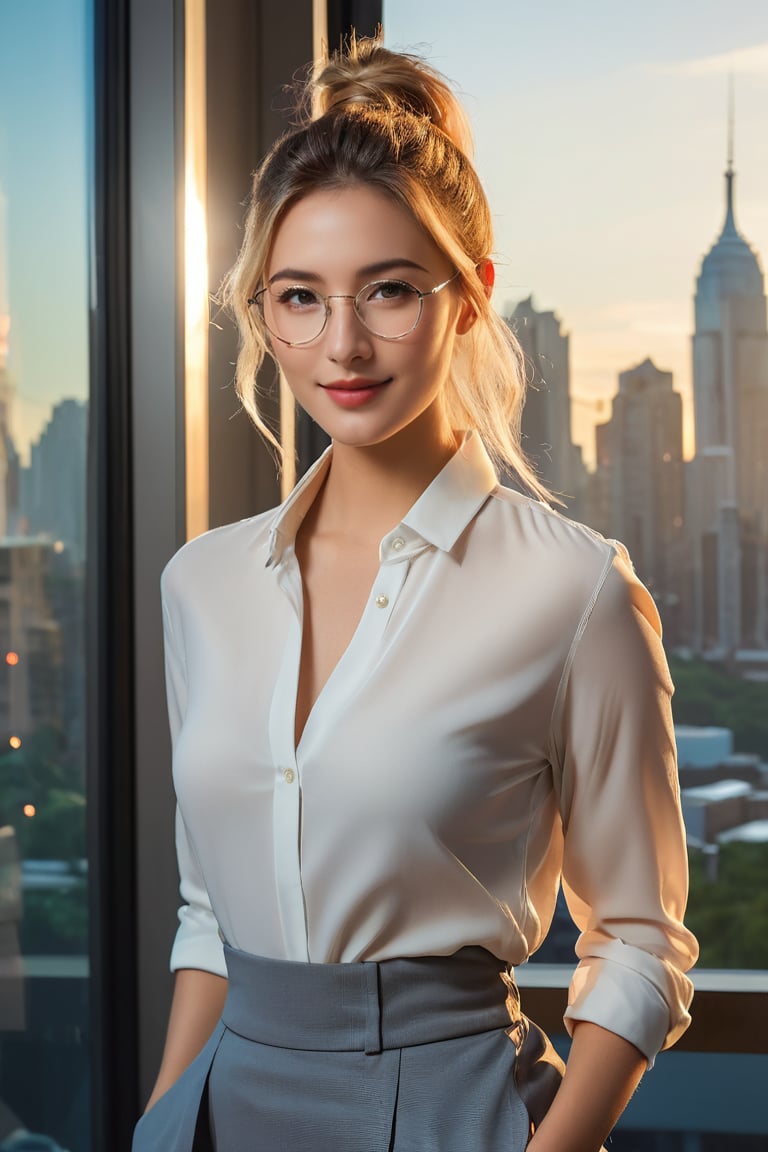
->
xmin=0 ymin=1 xmax=90 ymax=1148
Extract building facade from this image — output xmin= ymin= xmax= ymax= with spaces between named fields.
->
xmin=689 ymin=162 xmax=768 ymax=651
xmin=594 ymin=358 xmax=685 ymax=632
xmin=507 ymin=296 xmax=584 ymax=507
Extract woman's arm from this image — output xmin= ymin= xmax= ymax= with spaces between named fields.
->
xmin=528 ymin=1021 xmax=645 ymax=1152
xmin=152 ymin=577 xmax=228 ymax=1112
xmin=143 ymin=968 xmax=228 ymax=1113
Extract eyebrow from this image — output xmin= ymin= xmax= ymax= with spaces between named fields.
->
xmin=268 ymin=258 xmax=431 ymax=285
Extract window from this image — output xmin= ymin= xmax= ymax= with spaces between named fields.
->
xmin=383 ymin=2 xmax=768 ymax=1145
xmin=0 ymin=2 xmax=91 ymax=1148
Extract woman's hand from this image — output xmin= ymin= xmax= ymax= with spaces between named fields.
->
xmin=526 ymin=1021 xmax=646 ymax=1152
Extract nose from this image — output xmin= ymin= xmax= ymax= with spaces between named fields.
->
xmin=323 ymin=295 xmax=373 ymax=363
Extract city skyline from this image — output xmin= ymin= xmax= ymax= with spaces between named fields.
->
xmin=1 ymin=3 xmax=767 ymax=474
xmin=385 ymin=1 xmax=768 ymax=466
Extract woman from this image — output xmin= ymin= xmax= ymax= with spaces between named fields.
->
xmin=134 ymin=35 xmax=697 ymax=1152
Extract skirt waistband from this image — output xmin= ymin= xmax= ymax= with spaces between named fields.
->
xmin=221 ymin=945 xmax=520 ymax=1055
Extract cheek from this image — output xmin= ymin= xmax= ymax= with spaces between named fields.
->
xmin=271 ymin=346 xmax=311 ymax=384
xmin=417 ymin=319 xmax=459 ymax=372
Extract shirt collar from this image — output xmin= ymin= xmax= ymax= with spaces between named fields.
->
xmin=266 ymin=431 xmax=498 ymax=568
xmin=265 ymin=447 xmax=333 ymax=567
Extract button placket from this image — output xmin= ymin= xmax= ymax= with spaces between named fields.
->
xmin=368 ymin=562 xmax=407 ymax=630
xmin=268 ymin=555 xmax=310 ymax=960
xmin=267 ymin=551 xmax=408 ymax=960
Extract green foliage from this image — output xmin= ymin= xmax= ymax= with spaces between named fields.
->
xmin=687 ymin=844 xmax=768 ymax=968
xmin=20 ymin=881 xmax=88 ymax=955
xmin=669 ymin=657 xmax=768 ymax=761
xmin=0 ymin=724 xmax=87 ymax=952
xmin=0 ymin=725 xmax=86 ymax=862
xmin=17 ymin=788 xmax=86 ymax=861
xmin=674 ymin=661 xmax=768 ymax=969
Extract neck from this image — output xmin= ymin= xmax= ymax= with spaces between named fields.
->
xmin=317 ymin=411 xmax=459 ymax=543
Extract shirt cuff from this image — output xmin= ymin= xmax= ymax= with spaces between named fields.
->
xmin=563 ymin=938 xmax=693 ymax=1069
xmin=169 ymin=904 xmax=227 ymax=978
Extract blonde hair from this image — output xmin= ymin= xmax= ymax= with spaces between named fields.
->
xmin=223 ymin=34 xmax=550 ymax=501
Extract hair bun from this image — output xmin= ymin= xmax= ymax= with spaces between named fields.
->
xmin=309 ymin=33 xmax=474 ymax=157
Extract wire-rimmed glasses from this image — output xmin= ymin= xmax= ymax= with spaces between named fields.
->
xmin=247 ymin=270 xmax=460 ymax=346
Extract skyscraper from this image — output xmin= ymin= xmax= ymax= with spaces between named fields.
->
xmin=0 ymin=540 xmax=63 ymax=743
xmin=20 ymin=400 xmax=87 ymax=565
xmin=689 ymin=143 xmax=768 ymax=651
xmin=507 ymin=296 xmax=582 ymax=503
xmin=595 ymin=359 xmax=684 ymax=627
xmin=693 ymin=158 xmax=768 ymax=516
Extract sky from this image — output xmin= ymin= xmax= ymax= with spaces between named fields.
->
xmin=0 ymin=0 xmax=89 ymax=463
xmin=385 ymin=0 xmax=768 ymax=464
xmin=0 ymin=2 xmax=766 ymax=468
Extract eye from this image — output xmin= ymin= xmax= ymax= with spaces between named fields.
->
xmin=274 ymin=286 xmax=323 ymax=309
xmin=365 ymin=279 xmax=418 ymax=304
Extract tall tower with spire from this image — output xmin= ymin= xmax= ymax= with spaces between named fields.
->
xmin=689 ymin=92 xmax=768 ymax=651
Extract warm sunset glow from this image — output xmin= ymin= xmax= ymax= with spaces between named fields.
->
xmin=9 ymin=736 xmax=21 ymax=749
xmin=23 ymin=804 xmax=35 ymax=818
xmin=280 ymin=375 xmax=296 ymax=500
xmin=184 ymin=0 xmax=210 ymax=542
xmin=5 ymin=651 xmax=18 ymax=666
xmin=185 ymin=193 xmax=208 ymax=336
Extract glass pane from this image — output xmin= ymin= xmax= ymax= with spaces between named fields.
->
xmin=384 ymin=2 xmax=767 ymax=1143
xmin=0 ymin=2 xmax=90 ymax=1149
xmin=383 ymin=2 xmax=768 ymax=975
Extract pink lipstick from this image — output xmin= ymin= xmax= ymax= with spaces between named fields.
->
xmin=320 ymin=378 xmax=390 ymax=408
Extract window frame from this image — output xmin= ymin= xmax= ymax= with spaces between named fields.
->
xmin=87 ymin=0 xmax=139 ymax=1145
xmin=121 ymin=0 xmax=766 ymax=1143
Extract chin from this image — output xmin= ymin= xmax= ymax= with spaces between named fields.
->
xmin=298 ymin=407 xmax=409 ymax=450
xmin=325 ymin=424 xmax=404 ymax=450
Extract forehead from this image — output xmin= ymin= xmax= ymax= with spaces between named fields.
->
xmin=268 ymin=185 xmax=445 ymax=277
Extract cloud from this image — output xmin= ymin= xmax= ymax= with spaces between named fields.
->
xmin=658 ymin=41 xmax=768 ymax=78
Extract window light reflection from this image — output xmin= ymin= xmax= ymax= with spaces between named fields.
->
xmin=184 ymin=0 xmax=210 ymax=542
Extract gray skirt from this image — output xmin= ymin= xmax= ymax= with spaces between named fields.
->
xmin=132 ymin=944 xmax=564 ymax=1152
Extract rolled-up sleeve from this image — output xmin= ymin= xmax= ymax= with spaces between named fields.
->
xmin=549 ymin=545 xmax=698 ymax=1067
xmin=161 ymin=572 xmax=227 ymax=977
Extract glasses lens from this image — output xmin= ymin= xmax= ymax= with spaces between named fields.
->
xmin=356 ymin=280 xmax=422 ymax=339
xmin=261 ymin=286 xmax=326 ymax=344
xmin=257 ymin=279 xmax=424 ymax=344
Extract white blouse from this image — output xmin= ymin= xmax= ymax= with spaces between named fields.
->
xmin=162 ymin=432 xmax=697 ymax=1065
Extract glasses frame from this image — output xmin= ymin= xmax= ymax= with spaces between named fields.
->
xmin=247 ymin=269 xmax=461 ymax=346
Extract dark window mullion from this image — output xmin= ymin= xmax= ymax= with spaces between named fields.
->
xmin=87 ymin=0 xmax=138 ymax=1146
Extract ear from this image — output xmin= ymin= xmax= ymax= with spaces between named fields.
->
xmin=455 ymin=259 xmax=494 ymax=335
xmin=477 ymin=257 xmax=495 ymax=299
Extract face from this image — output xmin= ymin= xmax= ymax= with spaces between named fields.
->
xmin=262 ymin=185 xmax=474 ymax=452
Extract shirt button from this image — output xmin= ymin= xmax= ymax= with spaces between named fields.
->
xmin=392 ymin=537 xmax=405 ymax=551
xmin=375 ymin=594 xmax=389 ymax=609
xmin=283 ymin=768 xmax=296 ymax=784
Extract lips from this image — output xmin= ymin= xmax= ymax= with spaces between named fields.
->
xmin=320 ymin=377 xmax=389 ymax=391
xmin=319 ymin=377 xmax=391 ymax=409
